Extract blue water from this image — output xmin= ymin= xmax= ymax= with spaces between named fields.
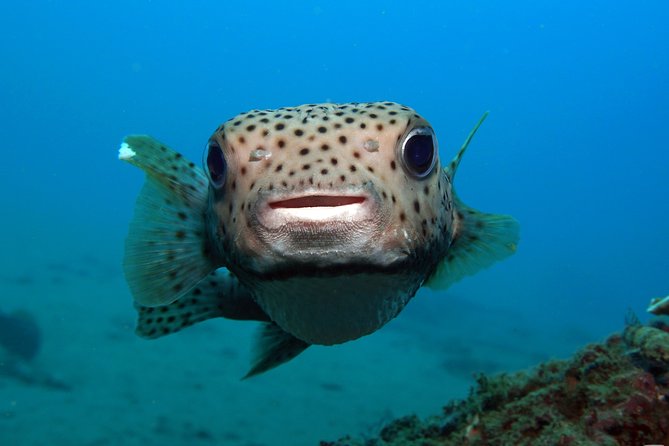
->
xmin=1 ymin=1 xmax=668 ymax=444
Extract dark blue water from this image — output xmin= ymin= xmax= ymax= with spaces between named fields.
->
xmin=1 ymin=1 xmax=668 ymax=444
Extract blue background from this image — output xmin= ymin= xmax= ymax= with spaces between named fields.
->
xmin=1 ymin=1 xmax=668 ymax=444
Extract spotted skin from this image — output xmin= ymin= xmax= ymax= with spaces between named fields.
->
xmin=120 ymin=101 xmax=519 ymax=376
xmin=209 ymin=102 xmax=454 ymax=279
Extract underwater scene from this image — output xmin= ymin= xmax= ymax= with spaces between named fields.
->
xmin=1 ymin=1 xmax=668 ymax=445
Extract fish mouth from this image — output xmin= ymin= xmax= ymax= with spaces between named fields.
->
xmin=240 ymin=187 xmax=400 ymax=271
xmin=269 ymin=195 xmax=366 ymax=209
xmin=256 ymin=192 xmax=374 ymax=230
xmin=265 ymin=195 xmax=368 ymax=224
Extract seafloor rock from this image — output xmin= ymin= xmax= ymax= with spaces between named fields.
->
xmin=322 ymin=319 xmax=669 ymax=446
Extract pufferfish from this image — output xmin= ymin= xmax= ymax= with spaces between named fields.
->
xmin=118 ymin=102 xmax=519 ymax=378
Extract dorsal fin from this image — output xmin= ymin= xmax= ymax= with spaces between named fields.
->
xmin=445 ymin=111 xmax=489 ymax=178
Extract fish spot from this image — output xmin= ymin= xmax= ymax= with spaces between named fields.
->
xmin=177 ymin=211 xmax=188 ymax=221
xmin=340 ymin=175 xmax=346 ymax=181
xmin=318 ymin=126 xmax=327 ymax=133
xmin=399 ymin=212 xmax=406 ymax=222
xmin=330 ymin=158 xmax=338 ymax=166
xmin=294 ymin=129 xmax=304 ymax=137
xmin=320 ymin=168 xmax=329 ymax=175
xmin=376 ymin=124 xmax=384 ymax=131
xmin=275 ymin=164 xmax=283 ymax=172
xmin=339 ymin=135 xmax=347 ymax=145
xmin=299 ymin=148 xmax=310 ymax=156
xmin=173 ymin=283 xmax=183 ymax=292
xmin=277 ymin=139 xmax=286 ymax=148
xmin=246 ymin=124 xmax=256 ymax=131
xmin=238 ymin=136 xmax=246 ymax=144
xmin=353 ymin=151 xmax=360 ymax=159
xmin=423 ymin=185 xmax=430 ymax=195
xmin=345 ymin=117 xmax=354 ymax=124
xmin=175 ymin=230 xmax=186 ymax=239
xmin=302 ymin=164 xmax=311 ymax=171
xmin=360 ymin=123 xmax=367 ymax=129
xmin=275 ymin=123 xmax=285 ymax=131
xmin=240 ymin=166 xmax=247 ymax=176
xmin=349 ymin=165 xmax=357 ymax=172
xmin=390 ymin=160 xmax=396 ymax=170
xmin=414 ymin=201 xmax=421 ymax=213
xmin=367 ymin=166 xmax=374 ymax=173
xmin=321 ymin=144 xmax=330 ymax=151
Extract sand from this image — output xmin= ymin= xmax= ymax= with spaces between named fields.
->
xmin=0 ymin=222 xmax=595 ymax=446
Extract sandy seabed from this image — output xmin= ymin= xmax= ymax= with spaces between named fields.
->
xmin=0 ymin=244 xmax=586 ymax=446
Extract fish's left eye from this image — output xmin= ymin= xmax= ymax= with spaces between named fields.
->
xmin=400 ymin=126 xmax=437 ymax=178
xmin=204 ymin=141 xmax=227 ymax=188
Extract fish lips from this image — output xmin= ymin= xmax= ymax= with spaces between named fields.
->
xmin=243 ymin=185 xmax=399 ymax=269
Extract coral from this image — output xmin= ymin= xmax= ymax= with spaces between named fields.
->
xmin=321 ymin=320 xmax=669 ymax=446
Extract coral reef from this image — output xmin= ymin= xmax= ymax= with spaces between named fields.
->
xmin=322 ymin=318 xmax=669 ymax=445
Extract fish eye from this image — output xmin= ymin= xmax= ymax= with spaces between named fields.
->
xmin=400 ymin=126 xmax=437 ymax=178
xmin=204 ymin=141 xmax=227 ymax=188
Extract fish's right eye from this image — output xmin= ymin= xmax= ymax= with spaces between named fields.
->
xmin=205 ymin=141 xmax=227 ymax=188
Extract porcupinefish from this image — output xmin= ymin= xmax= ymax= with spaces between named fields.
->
xmin=118 ymin=102 xmax=519 ymax=377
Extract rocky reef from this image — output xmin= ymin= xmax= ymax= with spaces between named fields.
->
xmin=322 ymin=316 xmax=669 ymax=445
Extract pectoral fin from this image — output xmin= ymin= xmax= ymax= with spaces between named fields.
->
xmin=136 ymin=269 xmax=269 ymax=339
xmin=119 ymin=135 xmax=218 ymax=306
